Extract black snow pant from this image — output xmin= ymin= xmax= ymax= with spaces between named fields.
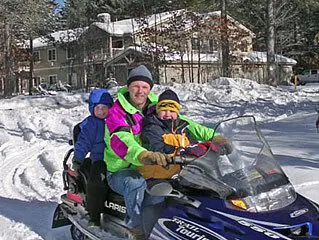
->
xmin=85 ymin=160 xmax=108 ymax=223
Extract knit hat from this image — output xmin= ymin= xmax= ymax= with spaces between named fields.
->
xmin=127 ymin=65 xmax=154 ymax=88
xmin=156 ymin=89 xmax=181 ymax=113
xmin=88 ymin=88 xmax=113 ymax=115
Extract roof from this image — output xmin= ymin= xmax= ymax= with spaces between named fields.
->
xmin=90 ymin=9 xmax=255 ymax=37
xmin=31 ymin=28 xmax=86 ymax=48
xmin=31 ymin=9 xmax=255 ymax=48
xmin=120 ymin=46 xmax=296 ymax=65
xmin=202 ymin=11 xmax=255 ymax=38
xmin=91 ymin=10 xmax=184 ymax=36
xmin=165 ymin=51 xmax=296 ymax=65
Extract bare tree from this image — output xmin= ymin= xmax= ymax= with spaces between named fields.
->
xmin=221 ymin=0 xmax=230 ymax=77
xmin=267 ymin=0 xmax=277 ymax=86
xmin=0 ymin=0 xmax=59 ymax=96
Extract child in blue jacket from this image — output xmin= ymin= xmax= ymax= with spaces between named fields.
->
xmin=73 ymin=88 xmax=113 ymax=227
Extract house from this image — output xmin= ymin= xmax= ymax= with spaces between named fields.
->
xmin=81 ymin=10 xmax=258 ymax=85
xmin=31 ymin=10 xmax=296 ymax=89
xmin=31 ymin=28 xmax=86 ymax=89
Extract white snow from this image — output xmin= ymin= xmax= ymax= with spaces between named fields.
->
xmin=0 ymin=79 xmax=318 ymax=239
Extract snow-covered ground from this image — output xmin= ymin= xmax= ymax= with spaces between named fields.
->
xmin=0 ymin=78 xmax=318 ymax=239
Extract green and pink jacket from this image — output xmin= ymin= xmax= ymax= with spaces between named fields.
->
xmin=104 ymin=87 xmax=158 ymax=173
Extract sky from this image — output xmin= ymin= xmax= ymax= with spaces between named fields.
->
xmin=0 ymin=79 xmax=318 ymax=239
xmin=54 ymin=0 xmax=65 ymax=13
xmin=55 ymin=0 xmax=64 ymax=8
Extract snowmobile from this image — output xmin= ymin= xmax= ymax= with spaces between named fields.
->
xmin=52 ymin=116 xmax=319 ymax=240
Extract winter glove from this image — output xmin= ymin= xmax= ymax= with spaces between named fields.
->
xmin=138 ymin=151 xmax=171 ymax=168
xmin=211 ymin=135 xmax=233 ymax=155
xmin=72 ymin=158 xmax=82 ymax=178
xmin=72 ymin=157 xmax=91 ymax=178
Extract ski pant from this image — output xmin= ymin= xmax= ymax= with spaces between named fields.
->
xmin=107 ymin=169 xmax=164 ymax=229
xmin=86 ymin=160 xmax=108 ymax=222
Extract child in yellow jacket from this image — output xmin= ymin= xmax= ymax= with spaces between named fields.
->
xmin=139 ymin=89 xmax=231 ymax=179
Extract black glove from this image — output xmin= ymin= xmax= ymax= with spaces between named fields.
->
xmin=72 ymin=158 xmax=82 ymax=178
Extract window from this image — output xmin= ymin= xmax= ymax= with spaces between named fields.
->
xmin=191 ymin=38 xmax=200 ymax=51
xmin=112 ymin=39 xmax=123 ymax=49
xmin=48 ymin=49 xmax=56 ymax=61
xmin=49 ymin=75 xmax=57 ymax=85
xmin=33 ymin=51 xmax=40 ymax=62
xmin=66 ymin=48 xmax=75 ymax=59
xmin=208 ymin=39 xmax=218 ymax=52
xmin=311 ymin=70 xmax=317 ymax=75
xmin=33 ymin=76 xmax=41 ymax=86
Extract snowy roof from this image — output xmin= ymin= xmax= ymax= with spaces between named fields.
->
xmin=91 ymin=10 xmax=255 ymax=37
xmin=31 ymin=28 xmax=86 ymax=48
xmin=128 ymin=45 xmax=296 ymax=64
xmin=167 ymin=51 xmax=296 ymax=64
xmin=31 ymin=10 xmax=255 ymax=48
xmin=240 ymin=52 xmax=297 ymax=64
xmin=91 ymin=10 xmax=183 ymax=35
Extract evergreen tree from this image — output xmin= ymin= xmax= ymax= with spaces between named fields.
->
xmin=62 ymin=0 xmax=132 ymax=28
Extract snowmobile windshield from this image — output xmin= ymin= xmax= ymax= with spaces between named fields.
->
xmin=179 ymin=116 xmax=296 ymax=212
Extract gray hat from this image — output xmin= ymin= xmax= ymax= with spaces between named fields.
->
xmin=127 ymin=65 xmax=154 ymax=88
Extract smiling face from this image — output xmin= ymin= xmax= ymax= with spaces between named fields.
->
xmin=93 ymin=104 xmax=109 ymax=119
xmin=158 ymin=110 xmax=178 ymax=120
xmin=128 ymin=81 xmax=151 ymax=110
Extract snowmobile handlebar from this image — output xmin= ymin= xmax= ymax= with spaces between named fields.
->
xmin=142 ymin=154 xmax=197 ymax=166
xmin=170 ymin=155 xmax=197 ymax=165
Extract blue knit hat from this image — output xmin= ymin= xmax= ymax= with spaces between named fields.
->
xmin=88 ymin=88 xmax=113 ymax=115
xmin=127 ymin=65 xmax=154 ymax=88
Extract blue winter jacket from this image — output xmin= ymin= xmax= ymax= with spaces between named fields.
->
xmin=74 ymin=89 xmax=113 ymax=162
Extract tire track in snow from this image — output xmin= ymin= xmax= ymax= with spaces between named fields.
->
xmin=0 ymin=138 xmax=66 ymax=201
xmin=0 ymin=140 xmax=44 ymax=200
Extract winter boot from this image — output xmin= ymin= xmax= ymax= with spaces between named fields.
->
xmin=88 ymin=213 xmax=101 ymax=228
xmin=127 ymin=227 xmax=145 ymax=240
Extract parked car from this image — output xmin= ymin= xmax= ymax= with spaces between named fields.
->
xmin=293 ymin=69 xmax=319 ymax=85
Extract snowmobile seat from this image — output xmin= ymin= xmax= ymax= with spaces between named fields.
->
xmin=63 ymin=122 xmax=91 ymax=199
xmin=69 ymin=122 xmax=81 ymax=146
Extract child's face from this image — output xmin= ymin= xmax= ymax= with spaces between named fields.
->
xmin=158 ymin=110 xmax=178 ymax=120
xmin=94 ymin=104 xmax=109 ymax=119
